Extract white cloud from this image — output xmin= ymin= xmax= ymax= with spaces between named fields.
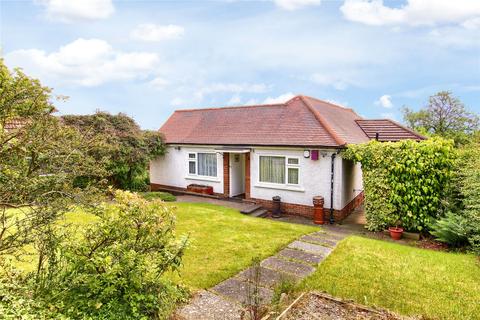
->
xmin=149 ymin=77 xmax=169 ymax=89
xmin=263 ymin=92 xmax=295 ymax=104
xmin=381 ymin=112 xmax=396 ymax=120
xmin=462 ymin=17 xmax=480 ymax=30
xmin=171 ymin=97 xmax=186 ymax=106
xmin=375 ymin=94 xmax=393 ymax=108
xmin=5 ymin=38 xmax=159 ymax=86
xmin=131 ymin=24 xmax=185 ymax=42
xmin=341 ymin=0 xmax=480 ymax=27
xmin=194 ymin=82 xmax=269 ymax=101
xmin=311 ymin=73 xmax=353 ymax=90
xmin=274 ymin=0 xmax=321 ymax=11
xmin=38 ymin=0 xmax=114 ymax=22
xmin=227 ymin=94 xmax=242 ymax=105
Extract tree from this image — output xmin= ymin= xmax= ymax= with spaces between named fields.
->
xmin=0 ymin=59 xmax=106 ymax=256
xmin=62 ymin=112 xmax=165 ymax=191
xmin=402 ymin=91 xmax=479 ymax=145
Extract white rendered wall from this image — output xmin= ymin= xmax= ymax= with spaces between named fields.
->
xmin=339 ymin=158 xmax=364 ymax=208
xmin=250 ymin=148 xmax=344 ymax=210
xmin=149 ymin=146 xmax=224 ymax=194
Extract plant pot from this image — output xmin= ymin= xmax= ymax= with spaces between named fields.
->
xmin=388 ymin=227 xmax=404 ymax=240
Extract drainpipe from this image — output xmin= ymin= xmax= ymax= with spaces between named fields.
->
xmin=329 ymin=152 xmax=336 ymax=224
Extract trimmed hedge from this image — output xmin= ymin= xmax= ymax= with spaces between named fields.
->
xmin=344 ymin=138 xmax=455 ymax=232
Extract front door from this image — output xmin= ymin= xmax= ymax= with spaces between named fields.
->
xmin=229 ymin=153 xmax=245 ymax=197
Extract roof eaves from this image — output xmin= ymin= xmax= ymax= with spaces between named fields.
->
xmin=298 ymin=95 xmax=347 ymax=146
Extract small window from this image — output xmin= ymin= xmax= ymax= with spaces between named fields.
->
xmin=287 ymin=158 xmax=299 ymax=165
xmin=188 ymin=161 xmax=196 ymax=174
xmin=189 ymin=153 xmax=196 ymax=159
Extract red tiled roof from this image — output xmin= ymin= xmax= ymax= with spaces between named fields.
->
xmin=159 ymin=95 xmax=424 ymax=147
xmin=356 ymin=119 xmax=425 ymax=141
xmin=4 ymin=119 xmax=28 ymax=131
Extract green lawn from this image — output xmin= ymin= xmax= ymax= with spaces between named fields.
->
xmin=169 ymin=202 xmax=318 ymax=289
xmin=13 ymin=202 xmax=318 ymax=291
xmin=298 ymin=236 xmax=480 ymax=320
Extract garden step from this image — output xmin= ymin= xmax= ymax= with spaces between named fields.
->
xmin=175 ymin=290 xmax=244 ymax=320
xmin=211 ymin=278 xmax=273 ymax=306
xmin=277 ymin=248 xmax=324 ymax=265
xmin=250 ymin=209 xmax=268 ymax=218
xmin=236 ymin=266 xmax=298 ymax=288
xmin=240 ymin=204 xmax=262 ymax=214
xmin=288 ymin=241 xmax=332 ymax=256
xmin=261 ymin=256 xmax=315 ymax=278
xmin=299 ymin=235 xmax=338 ymax=247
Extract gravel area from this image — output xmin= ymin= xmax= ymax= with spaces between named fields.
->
xmin=281 ymin=292 xmax=406 ymax=320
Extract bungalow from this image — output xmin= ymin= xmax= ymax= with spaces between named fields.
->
xmin=150 ymin=95 xmax=424 ymax=222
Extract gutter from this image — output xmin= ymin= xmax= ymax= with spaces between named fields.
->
xmin=329 ymin=150 xmax=340 ymax=224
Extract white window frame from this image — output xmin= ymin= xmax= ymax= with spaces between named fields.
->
xmin=258 ymin=155 xmax=301 ymax=187
xmin=188 ymin=153 xmax=197 ymax=175
xmin=187 ymin=152 xmax=218 ymax=179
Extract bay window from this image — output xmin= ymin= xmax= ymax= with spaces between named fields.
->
xmin=259 ymin=156 xmax=300 ymax=185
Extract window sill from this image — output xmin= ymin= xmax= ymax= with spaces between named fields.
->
xmin=254 ymin=183 xmax=305 ymax=192
xmin=185 ymin=175 xmax=221 ymax=183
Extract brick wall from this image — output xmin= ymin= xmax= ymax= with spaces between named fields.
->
xmin=250 ymin=191 xmax=364 ymax=222
xmin=245 ymin=153 xmax=251 ymax=199
xmin=150 ymin=183 xmax=224 ymax=197
xmin=223 ymin=153 xmax=230 ymax=197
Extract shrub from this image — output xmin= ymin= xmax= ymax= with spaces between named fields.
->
xmin=431 ymin=212 xmax=470 ymax=247
xmin=141 ymin=191 xmax=177 ymax=202
xmin=344 ymin=138 xmax=455 ymax=232
xmin=432 ymin=142 xmax=480 ymax=253
xmin=36 ymin=190 xmax=189 ymax=319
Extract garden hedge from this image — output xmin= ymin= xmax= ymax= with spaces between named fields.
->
xmin=343 ymin=138 xmax=455 ymax=232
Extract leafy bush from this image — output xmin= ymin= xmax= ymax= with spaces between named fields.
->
xmin=344 ymin=138 xmax=455 ymax=232
xmin=432 ymin=142 xmax=480 ymax=253
xmin=10 ymin=190 xmax=189 ymax=319
xmin=141 ymin=191 xmax=176 ymax=202
xmin=431 ymin=212 xmax=470 ymax=247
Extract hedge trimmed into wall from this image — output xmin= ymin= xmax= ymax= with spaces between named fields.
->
xmin=343 ymin=138 xmax=455 ymax=232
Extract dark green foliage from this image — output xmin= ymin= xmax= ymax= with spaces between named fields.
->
xmin=432 ymin=142 xmax=480 ymax=253
xmin=141 ymin=191 xmax=177 ymax=202
xmin=344 ymin=138 xmax=455 ymax=232
xmin=431 ymin=212 xmax=470 ymax=247
xmin=62 ymin=112 xmax=165 ymax=191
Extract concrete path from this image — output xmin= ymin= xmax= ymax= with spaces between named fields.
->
xmin=175 ymin=229 xmax=349 ymax=320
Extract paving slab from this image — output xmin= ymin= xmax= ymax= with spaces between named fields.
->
xmin=277 ymin=248 xmax=324 ymax=265
xmin=175 ymin=290 xmax=244 ymax=320
xmin=236 ymin=266 xmax=297 ymax=288
xmin=299 ymin=235 xmax=338 ymax=247
xmin=312 ymin=231 xmax=347 ymax=241
xmin=261 ymin=256 xmax=315 ymax=277
xmin=288 ymin=240 xmax=333 ymax=256
xmin=310 ymin=228 xmax=350 ymax=241
xmin=211 ymin=278 xmax=273 ymax=306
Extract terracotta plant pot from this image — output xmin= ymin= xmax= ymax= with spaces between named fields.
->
xmin=388 ymin=227 xmax=404 ymax=240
